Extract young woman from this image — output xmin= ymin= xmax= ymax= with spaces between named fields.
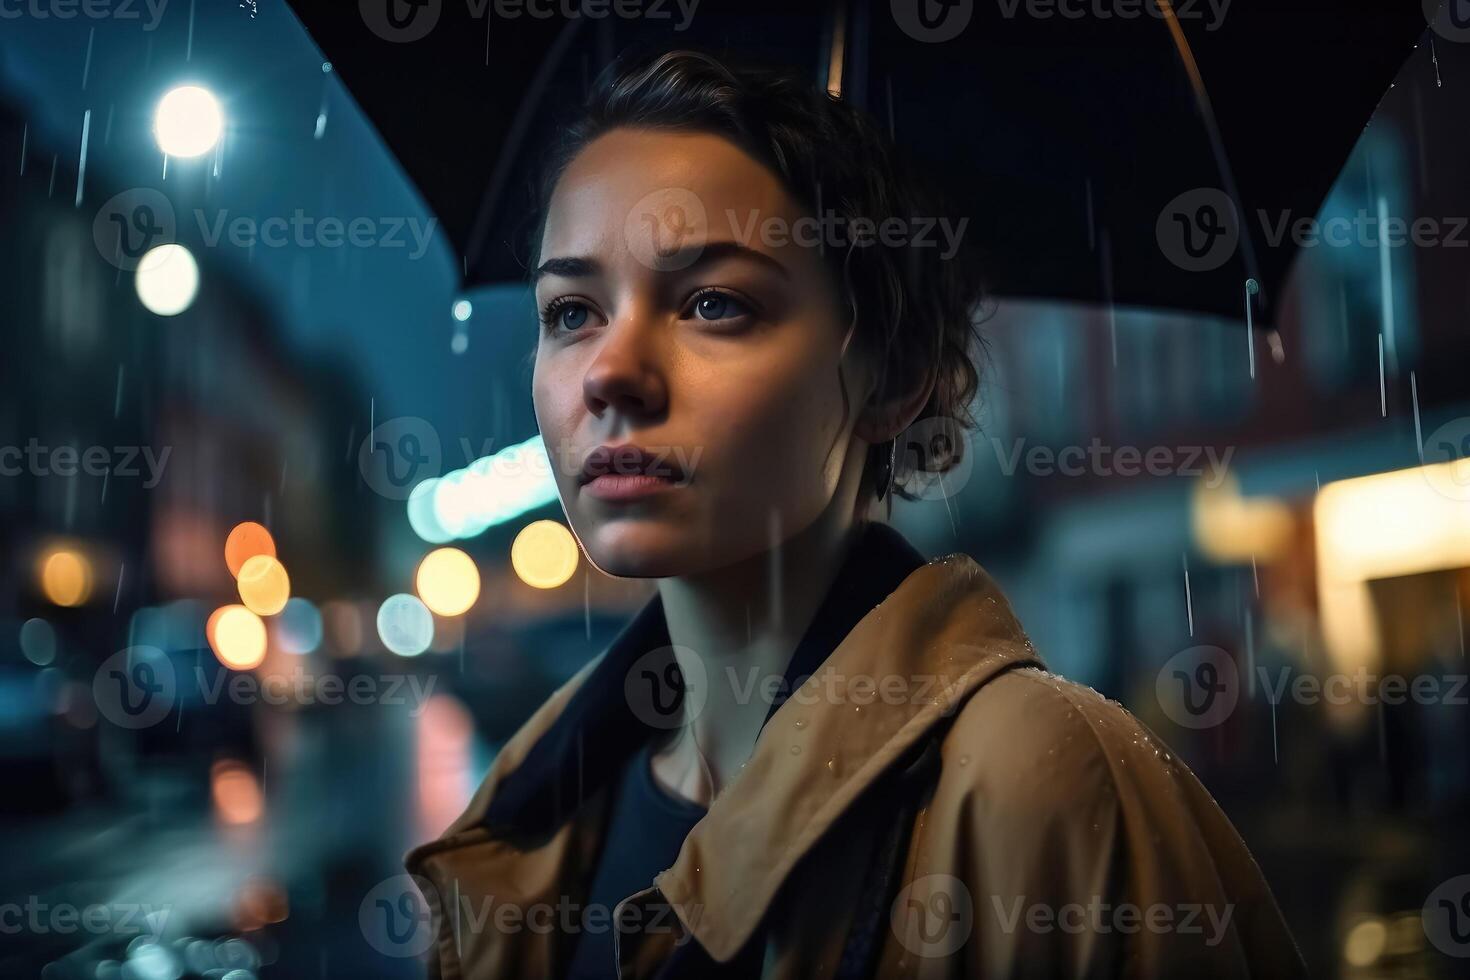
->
xmin=405 ymin=50 xmax=1304 ymax=979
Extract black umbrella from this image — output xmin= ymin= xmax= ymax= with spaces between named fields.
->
xmin=288 ymin=0 xmax=1434 ymax=323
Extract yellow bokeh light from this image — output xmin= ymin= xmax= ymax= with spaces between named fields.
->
xmin=225 ymin=521 xmax=276 ymax=578
xmin=416 ymin=547 xmax=482 ymax=616
xmin=510 ymin=520 xmax=579 ymax=590
xmin=40 ymin=549 xmax=93 ymax=607
xmin=210 ymin=604 xmax=267 ymax=669
xmin=1343 ymin=918 xmax=1386 ymax=967
xmin=1314 ymin=459 xmax=1470 ymax=674
xmin=237 ymin=554 xmax=290 ymax=616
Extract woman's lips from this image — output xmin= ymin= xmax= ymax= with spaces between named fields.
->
xmin=581 ymin=472 xmax=685 ymax=502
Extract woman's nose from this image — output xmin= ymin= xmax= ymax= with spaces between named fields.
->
xmin=580 ymin=316 xmax=668 ymax=421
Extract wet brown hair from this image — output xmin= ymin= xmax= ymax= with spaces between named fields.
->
xmin=530 ymin=49 xmax=986 ymax=503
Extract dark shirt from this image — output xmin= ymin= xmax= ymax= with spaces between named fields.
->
xmin=563 ymin=740 xmax=707 ymax=980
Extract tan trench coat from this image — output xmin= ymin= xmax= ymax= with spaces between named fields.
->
xmin=405 ymin=541 xmax=1305 ymax=979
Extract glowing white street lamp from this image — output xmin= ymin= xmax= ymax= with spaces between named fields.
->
xmin=154 ymin=85 xmax=223 ymax=159
xmin=135 ymin=244 xmax=199 ymax=316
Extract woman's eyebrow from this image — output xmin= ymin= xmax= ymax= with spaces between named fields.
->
xmin=532 ymin=255 xmax=599 ymax=286
xmin=532 ymin=241 xmax=790 ymax=287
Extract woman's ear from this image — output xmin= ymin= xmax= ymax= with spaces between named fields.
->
xmin=854 ymin=368 xmax=938 ymax=445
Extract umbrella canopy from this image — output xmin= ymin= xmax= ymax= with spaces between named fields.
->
xmin=289 ymin=0 xmax=1433 ymax=322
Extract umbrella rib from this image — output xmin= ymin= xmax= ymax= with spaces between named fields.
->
xmin=1156 ymin=0 xmax=1264 ymax=313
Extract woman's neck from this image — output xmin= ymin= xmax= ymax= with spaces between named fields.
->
xmin=651 ymin=498 xmax=868 ymax=804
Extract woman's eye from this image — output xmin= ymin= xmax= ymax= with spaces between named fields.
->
xmin=558 ymin=303 xmax=589 ymax=330
xmin=689 ymin=291 xmax=751 ymax=323
xmin=541 ymin=299 xmax=592 ymax=333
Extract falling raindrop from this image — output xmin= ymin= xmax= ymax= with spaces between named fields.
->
xmin=1377 ymin=332 xmax=1387 ymax=417
xmin=1244 ymin=607 xmax=1255 ymax=698
xmin=1100 ymin=231 xmax=1117 ymax=369
xmin=1182 ymin=552 xmax=1194 ymax=637
xmin=1411 ymin=371 xmax=1423 ymax=463
xmin=75 ymin=109 xmax=90 ymax=207
xmin=81 ymin=27 xmax=95 ymax=90
xmin=1244 ymin=279 xmax=1258 ymax=379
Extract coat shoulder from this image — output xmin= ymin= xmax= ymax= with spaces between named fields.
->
xmin=938 ymin=664 xmax=1183 ymax=817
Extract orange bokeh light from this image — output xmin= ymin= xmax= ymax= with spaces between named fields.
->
xmin=225 ymin=522 xmax=276 ymax=578
xmin=211 ymin=759 xmax=264 ymax=825
xmin=39 ymin=549 xmax=93 ymax=606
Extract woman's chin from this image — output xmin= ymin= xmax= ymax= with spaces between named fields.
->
xmin=577 ymin=521 xmax=701 ymax=579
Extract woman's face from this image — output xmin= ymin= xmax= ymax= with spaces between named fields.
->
xmin=532 ymin=127 xmax=871 ymax=578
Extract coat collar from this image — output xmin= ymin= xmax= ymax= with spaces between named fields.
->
xmin=414 ymin=522 xmax=1045 ymax=971
xmin=482 ymin=520 xmax=930 ymax=837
